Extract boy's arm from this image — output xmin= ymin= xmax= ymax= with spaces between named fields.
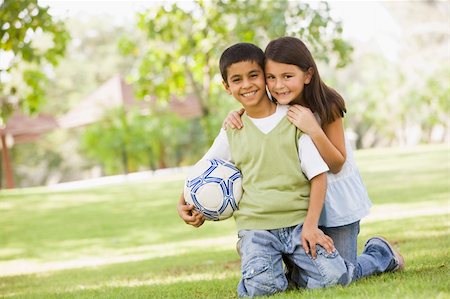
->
xmin=298 ymin=134 xmax=334 ymax=258
xmin=176 ymin=128 xmax=231 ymax=228
xmin=301 ymin=173 xmax=334 ymax=258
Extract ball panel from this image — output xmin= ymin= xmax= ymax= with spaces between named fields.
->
xmin=195 ymin=184 xmax=224 ymax=209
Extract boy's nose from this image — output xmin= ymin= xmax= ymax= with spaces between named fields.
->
xmin=242 ymin=78 xmax=252 ymax=88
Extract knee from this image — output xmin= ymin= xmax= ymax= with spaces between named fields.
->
xmin=238 ymin=256 xmax=287 ymax=297
xmin=314 ymin=246 xmax=350 ymax=287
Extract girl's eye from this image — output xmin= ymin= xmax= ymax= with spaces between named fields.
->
xmin=284 ymin=75 xmax=293 ymax=79
xmin=232 ymin=78 xmax=241 ymax=83
xmin=266 ymin=75 xmax=274 ymax=80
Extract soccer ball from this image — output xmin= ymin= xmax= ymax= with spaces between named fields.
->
xmin=184 ymin=158 xmax=243 ymax=221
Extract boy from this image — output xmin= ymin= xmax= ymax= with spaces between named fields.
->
xmin=177 ymin=43 xmax=354 ymax=297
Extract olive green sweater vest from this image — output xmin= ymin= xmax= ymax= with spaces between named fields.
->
xmin=226 ymin=113 xmax=311 ymax=230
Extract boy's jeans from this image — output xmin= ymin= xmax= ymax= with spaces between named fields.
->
xmin=236 ymin=223 xmax=354 ymax=297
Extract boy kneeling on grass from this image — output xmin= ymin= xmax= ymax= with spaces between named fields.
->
xmin=177 ymin=42 xmax=403 ymax=297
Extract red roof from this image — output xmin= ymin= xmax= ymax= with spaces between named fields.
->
xmin=58 ymin=75 xmax=203 ymax=128
xmin=0 ymin=113 xmax=58 ymax=144
xmin=58 ymin=75 xmax=136 ymax=128
xmin=0 ymin=75 xmax=203 ymax=143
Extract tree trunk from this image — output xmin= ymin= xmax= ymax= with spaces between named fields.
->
xmin=121 ymin=143 xmax=129 ymax=174
xmin=0 ymin=134 xmax=14 ymax=189
xmin=158 ymin=143 xmax=167 ymax=169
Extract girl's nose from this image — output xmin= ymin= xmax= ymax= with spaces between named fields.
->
xmin=274 ymin=79 xmax=284 ymax=89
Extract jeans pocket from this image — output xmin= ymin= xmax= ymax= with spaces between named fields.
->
xmin=241 ymin=257 xmax=276 ymax=293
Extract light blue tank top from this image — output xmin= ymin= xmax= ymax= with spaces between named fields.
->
xmin=318 ymin=137 xmax=372 ymax=227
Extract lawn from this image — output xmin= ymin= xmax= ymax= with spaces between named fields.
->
xmin=0 ymin=144 xmax=449 ymax=298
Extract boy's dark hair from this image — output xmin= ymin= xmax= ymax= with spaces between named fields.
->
xmin=265 ymin=36 xmax=346 ymax=125
xmin=219 ymin=43 xmax=265 ymax=83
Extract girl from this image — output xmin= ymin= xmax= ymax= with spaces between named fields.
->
xmin=223 ymin=36 xmax=372 ymax=266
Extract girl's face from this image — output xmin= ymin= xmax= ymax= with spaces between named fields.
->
xmin=265 ymin=59 xmax=312 ymax=105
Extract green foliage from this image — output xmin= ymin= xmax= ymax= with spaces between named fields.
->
xmin=121 ymin=0 xmax=352 ymax=144
xmin=81 ymin=107 xmax=193 ymax=175
xmin=404 ymin=66 xmax=450 ymax=133
xmin=0 ymin=0 xmax=70 ymax=122
xmin=338 ymin=53 xmax=450 ymax=148
xmin=8 ymin=17 xmax=147 ymax=186
xmin=42 ymin=17 xmax=139 ymax=115
xmin=11 ymin=128 xmax=90 ymax=187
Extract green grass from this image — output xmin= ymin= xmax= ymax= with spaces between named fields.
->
xmin=0 ymin=144 xmax=449 ymax=298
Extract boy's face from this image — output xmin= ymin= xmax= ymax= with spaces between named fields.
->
xmin=265 ymin=59 xmax=312 ymax=105
xmin=223 ymin=61 xmax=267 ymax=109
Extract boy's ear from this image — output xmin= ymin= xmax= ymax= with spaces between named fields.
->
xmin=222 ymin=81 xmax=232 ymax=94
xmin=305 ymin=67 xmax=314 ymax=84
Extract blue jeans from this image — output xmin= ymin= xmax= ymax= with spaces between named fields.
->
xmin=236 ymin=223 xmax=354 ymax=297
xmin=320 ymin=221 xmax=360 ymax=266
xmin=355 ymin=237 xmax=400 ymax=279
xmin=321 ymin=221 xmax=398 ymax=280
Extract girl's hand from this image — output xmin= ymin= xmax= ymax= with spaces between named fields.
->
xmin=301 ymin=224 xmax=335 ymax=259
xmin=177 ymin=196 xmax=205 ymax=227
xmin=222 ymin=108 xmax=245 ymax=130
xmin=287 ymin=105 xmax=321 ymax=136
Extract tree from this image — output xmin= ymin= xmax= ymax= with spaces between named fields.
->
xmin=0 ymin=0 xmax=69 ymax=123
xmin=331 ymin=1 xmax=450 ymax=148
xmin=7 ymin=15 xmax=147 ymax=185
xmin=42 ymin=16 xmax=141 ymax=115
xmin=81 ymin=107 xmax=192 ymax=175
xmin=121 ymin=0 xmax=352 ymax=145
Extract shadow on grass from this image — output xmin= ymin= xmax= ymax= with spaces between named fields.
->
xmin=0 ymin=249 xmax=241 ymax=298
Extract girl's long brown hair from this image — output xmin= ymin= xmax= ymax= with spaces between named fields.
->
xmin=265 ymin=36 xmax=346 ymax=125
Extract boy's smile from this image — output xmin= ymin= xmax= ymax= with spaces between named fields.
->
xmin=241 ymin=90 xmax=258 ymax=98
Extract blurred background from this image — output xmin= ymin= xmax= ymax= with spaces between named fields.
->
xmin=0 ymin=0 xmax=449 ymax=189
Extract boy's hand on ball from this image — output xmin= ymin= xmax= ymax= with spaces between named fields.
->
xmin=190 ymin=210 xmax=205 ymax=227
xmin=177 ymin=195 xmax=205 ymax=227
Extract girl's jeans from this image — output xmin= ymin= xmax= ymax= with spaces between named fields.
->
xmin=321 ymin=221 xmax=360 ymax=267
xmin=321 ymin=221 xmax=397 ymax=280
xmin=236 ymin=223 xmax=354 ymax=297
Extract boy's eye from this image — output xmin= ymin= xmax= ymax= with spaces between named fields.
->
xmin=231 ymin=78 xmax=241 ymax=83
xmin=266 ymin=75 xmax=274 ymax=80
xmin=284 ymin=75 xmax=293 ymax=79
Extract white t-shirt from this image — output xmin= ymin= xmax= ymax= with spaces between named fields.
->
xmin=203 ymin=105 xmax=329 ymax=180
